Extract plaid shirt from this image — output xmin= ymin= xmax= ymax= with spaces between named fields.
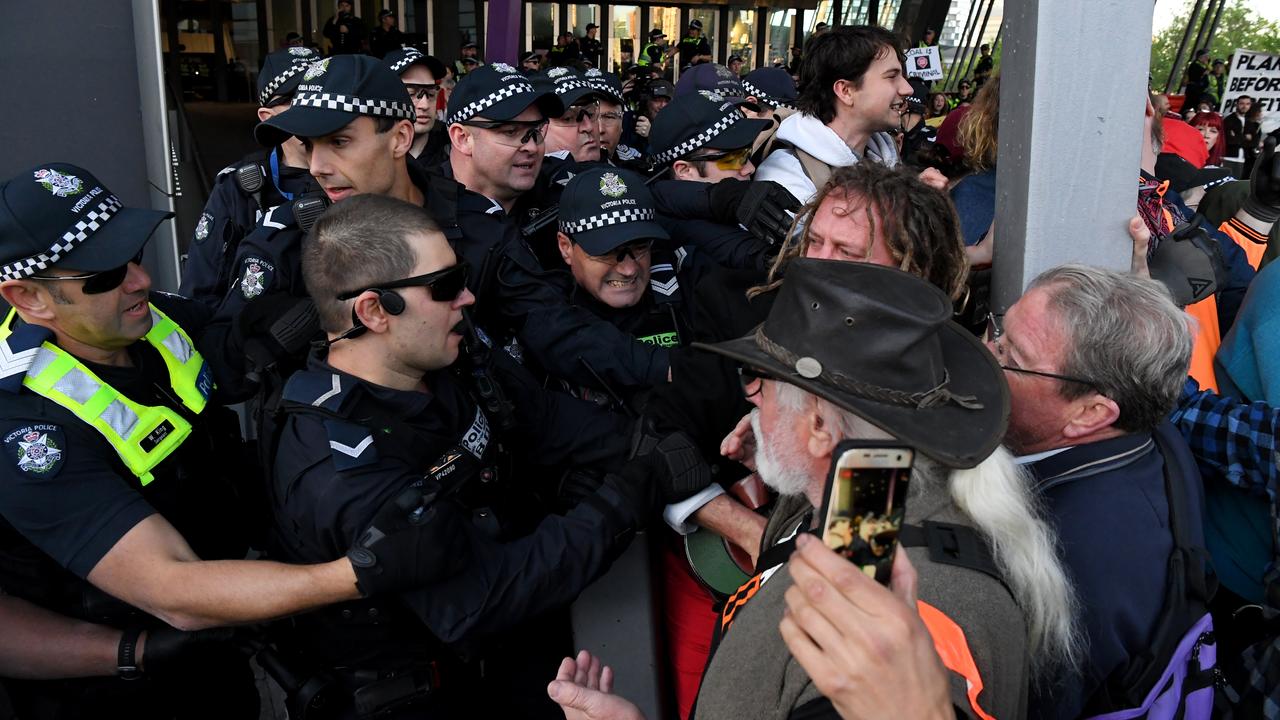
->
xmin=1170 ymin=377 xmax=1280 ymax=501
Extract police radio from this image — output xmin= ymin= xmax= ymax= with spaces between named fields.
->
xmin=458 ymin=309 xmax=517 ymax=434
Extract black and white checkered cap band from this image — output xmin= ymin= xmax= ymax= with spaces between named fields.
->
xmin=448 ymin=81 xmax=537 ymax=125
xmin=560 ymin=208 xmax=656 ymax=235
xmin=259 ymin=63 xmax=309 ymax=105
xmin=742 ymin=80 xmax=796 ymax=109
xmin=653 ymin=111 xmax=742 ymax=165
xmin=292 ymin=92 xmax=416 ymax=121
xmin=390 ymin=50 xmax=425 ymax=74
xmin=0 ymin=196 xmax=123 ymax=281
xmin=553 ymin=79 xmax=592 ymax=97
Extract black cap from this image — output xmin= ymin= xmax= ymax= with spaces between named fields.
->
xmin=649 ymin=28 xmax=666 ymax=39
xmin=728 ymin=54 xmax=744 ymax=64
xmin=522 ymin=51 xmax=540 ymax=63
xmin=741 ymin=68 xmax=798 ymax=109
xmin=463 ymin=41 xmax=478 ymax=50
xmin=0 ymin=163 xmax=172 ymax=280
xmin=383 ymin=48 xmax=447 ymax=81
xmin=558 ymin=167 xmax=669 ymax=255
xmin=816 ymin=22 xmax=829 ymax=29
xmin=586 ymin=23 xmax=598 ymax=30
xmin=255 ymin=55 xmax=416 ymax=146
xmin=257 ymin=46 xmax=321 ymax=105
xmin=689 ymin=19 xmax=704 ymax=30
xmin=446 ymin=62 xmax=564 ymax=124
xmin=378 ymin=8 xmax=395 ymax=19
xmin=675 ymin=63 xmax=747 ymax=99
xmin=538 ymin=66 xmax=601 ymax=108
xmin=461 ymin=57 xmax=480 ymax=66
xmin=903 ymin=78 xmax=928 ymax=114
xmin=650 ymin=91 xmax=772 ymax=165
xmin=584 ymin=68 xmax=625 ymax=104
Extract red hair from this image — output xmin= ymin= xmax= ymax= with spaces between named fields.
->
xmin=1190 ymin=111 xmax=1226 ymax=165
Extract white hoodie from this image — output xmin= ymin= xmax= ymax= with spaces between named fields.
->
xmin=755 ymin=112 xmax=900 ymax=204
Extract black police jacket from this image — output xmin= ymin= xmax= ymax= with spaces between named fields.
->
xmin=427 ymin=161 xmax=672 ymax=390
xmin=649 ymin=179 xmax=774 ymax=271
xmin=267 ymin=350 xmax=637 ymax=670
xmin=180 ymin=147 xmax=316 ymax=308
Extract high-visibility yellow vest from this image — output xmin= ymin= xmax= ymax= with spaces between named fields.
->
xmin=639 ymin=43 xmax=666 ymax=66
xmin=0 ymin=306 xmax=212 ymax=486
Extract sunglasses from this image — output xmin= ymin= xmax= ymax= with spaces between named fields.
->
xmin=687 ymin=146 xmax=753 ymax=171
xmin=459 ymin=118 xmax=549 ymax=147
xmin=404 ymin=83 xmax=439 ymax=101
xmin=551 ymin=102 xmax=601 ymax=126
xmin=30 ymin=247 xmax=145 ymax=295
xmin=336 ymin=262 xmax=470 ymax=303
xmin=584 ymin=240 xmax=653 ymax=266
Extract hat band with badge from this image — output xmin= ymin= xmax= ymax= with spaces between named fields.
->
xmin=741 ymin=79 xmax=795 ymax=110
xmin=653 ymin=108 xmax=744 ymax=165
xmin=260 ymin=63 xmax=309 ymax=105
xmin=1 ymin=194 xmax=123 ymax=282
xmin=388 ymin=49 xmax=425 ymax=75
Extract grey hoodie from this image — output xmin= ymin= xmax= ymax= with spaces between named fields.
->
xmin=755 ymin=112 xmax=900 ymax=204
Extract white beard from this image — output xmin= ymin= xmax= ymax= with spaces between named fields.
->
xmin=751 ymin=409 xmax=812 ymax=498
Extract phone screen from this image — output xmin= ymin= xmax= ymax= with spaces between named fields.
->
xmin=819 ymin=446 xmax=913 ymax=584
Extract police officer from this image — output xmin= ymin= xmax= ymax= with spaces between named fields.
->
xmin=580 ymin=23 xmax=603 ymax=68
xmin=267 ymin=192 xmax=708 ymax=718
xmin=383 ymin=48 xmax=451 ymax=170
xmin=439 ymin=63 xmax=676 ymax=391
xmin=180 ymin=46 xmax=320 ymax=307
xmin=677 ymin=19 xmax=712 ymax=71
xmin=647 ymin=90 xmax=791 ymax=270
xmin=585 ymin=68 xmax=646 ymax=170
xmin=0 ymin=164 xmax=461 ymax=718
xmin=639 ymin=28 xmax=669 ymax=73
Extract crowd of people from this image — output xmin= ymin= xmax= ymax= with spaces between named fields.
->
xmin=3 ymin=16 xmax=1280 ymax=720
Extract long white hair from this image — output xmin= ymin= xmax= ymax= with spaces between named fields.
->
xmin=775 ymin=383 xmax=1084 ymax=678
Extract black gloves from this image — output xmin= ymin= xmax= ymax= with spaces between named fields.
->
xmin=139 ymin=626 xmax=239 ymax=676
xmin=631 ymin=427 xmax=713 ymax=505
xmin=708 ymin=179 xmax=801 ymax=246
xmin=346 ymin=487 xmax=470 ymax=597
xmin=1243 ymin=137 xmax=1280 ymax=223
xmin=1149 ymin=218 xmax=1226 ymax=307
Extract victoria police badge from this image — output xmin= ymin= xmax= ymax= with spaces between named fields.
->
xmin=33 ymin=169 xmax=84 ymax=198
xmin=6 ymin=425 xmax=65 ymax=478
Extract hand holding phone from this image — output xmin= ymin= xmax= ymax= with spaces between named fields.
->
xmin=819 ymin=441 xmax=913 ymax=585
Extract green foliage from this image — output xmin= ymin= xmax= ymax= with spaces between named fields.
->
xmin=1150 ymin=0 xmax=1280 ymax=93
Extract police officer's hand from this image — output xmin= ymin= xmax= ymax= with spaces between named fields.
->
xmin=1244 ymin=137 xmax=1280 ymax=222
xmin=634 ymin=430 xmax=712 ymax=504
xmin=634 ymin=116 xmax=652 ymax=138
xmin=140 ymin=625 xmax=240 ymax=676
xmin=347 ymin=488 xmax=470 ymax=597
xmin=708 ymin=179 xmax=801 ymax=246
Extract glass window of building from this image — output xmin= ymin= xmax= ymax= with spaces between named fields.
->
xmin=803 ymin=2 xmax=833 ymax=45
xmin=610 ymin=5 xmax=640 ymax=73
xmin=728 ymin=7 xmax=756 ymax=69
xmin=689 ymin=7 xmax=719 ymax=64
xmin=568 ymin=5 xmax=600 ymax=37
xmin=766 ymin=9 xmax=795 ymax=68
xmin=527 ymin=2 xmax=559 ymax=53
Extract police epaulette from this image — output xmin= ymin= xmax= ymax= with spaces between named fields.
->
xmin=281 ymin=371 xmax=348 ymax=414
xmin=324 ymin=418 xmax=378 ymax=470
xmin=0 ymin=322 xmax=53 ymax=393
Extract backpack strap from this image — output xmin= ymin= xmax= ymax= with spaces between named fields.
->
xmin=897 ymin=521 xmax=1012 ymax=598
xmin=792 ymin=148 xmax=834 ymax=196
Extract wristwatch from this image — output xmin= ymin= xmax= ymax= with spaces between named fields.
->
xmin=117 ymin=627 xmax=144 ymax=680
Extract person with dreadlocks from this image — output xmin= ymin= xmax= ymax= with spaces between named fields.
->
xmin=639 ymin=162 xmax=970 ymax=715
xmin=1139 ymin=93 xmax=1278 ymax=392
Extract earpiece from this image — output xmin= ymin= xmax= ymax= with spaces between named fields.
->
xmin=375 ymin=289 xmax=405 ymax=315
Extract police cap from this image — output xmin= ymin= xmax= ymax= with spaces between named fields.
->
xmin=255 ymin=55 xmax=416 ymax=147
xmin=446 ymin=62 xmax=563 ymax=125
xmin=649 ymin=91 xmax=771 ymax=166
xmin=0 ymin=163 xmax=172 ymax=280
xmin=558 ymin=167 xmax=668 ymax=256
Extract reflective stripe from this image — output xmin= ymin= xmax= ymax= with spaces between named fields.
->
xmin=0 ymin=306 xmax=209 ymax=485
xmin=917 ymin=600 xmax=996 ymax=720
xmin=51 ymin=368 xmax=101 ymax=405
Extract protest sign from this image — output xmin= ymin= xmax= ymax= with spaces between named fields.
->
xmin=1220 ymin=49 xmax=1280 ymax=134
xmin=906 ymin=46 xmax=943 ymax=81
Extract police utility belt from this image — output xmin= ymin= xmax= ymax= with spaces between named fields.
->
xmin=0 ymin=305 xmax=213 ymax=484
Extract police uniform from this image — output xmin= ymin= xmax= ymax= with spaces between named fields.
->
xmin=579 ymin=29 xmax=603 ymax=68
xmin=677 ymin=22 xmax=712 ymax=70
xmin=382 ymin=49 xmax=453 ymax=174
xmin=264 ymin=341 xmax=650 ymax=717
xmin=639 ymin=31 xmax=668 ymax=69
xmin=0 ymin=164 xmax=256 ymax=718
xmin=180 ymin=47 xmax=320 ymax=308
xmin=438 ymin=64 xmax=672 ymax=391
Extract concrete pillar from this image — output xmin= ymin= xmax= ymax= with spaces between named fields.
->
xmin=991 ymin=0 xmax=1152 ymax=310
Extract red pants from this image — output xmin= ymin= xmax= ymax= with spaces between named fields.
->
xmin=661 ymin=535 xmax=720 ymax=720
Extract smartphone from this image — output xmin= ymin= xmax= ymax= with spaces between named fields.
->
xmin=818 ymin=442 xmax=913 ymax=585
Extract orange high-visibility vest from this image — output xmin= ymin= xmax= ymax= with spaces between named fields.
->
xmin=918 ymin=600 xmax=997 ymax=720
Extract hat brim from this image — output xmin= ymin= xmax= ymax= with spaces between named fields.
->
xmin=58 ymin=206 xmax=173 ymax=273
xmin=692 ymin=320 xmax=1009 ymax=469
xmin=558 ymin=86 xmax=604 ymax=109
xmin=471 ymin=88 xmax=565 ymax=123
xmin=704 ymin=115 xmax=773 ymax=151
xmin=574 ymin=219 xmax=670 ymax=256
xmin=255 ymin=104 xmax=368 ymax=146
